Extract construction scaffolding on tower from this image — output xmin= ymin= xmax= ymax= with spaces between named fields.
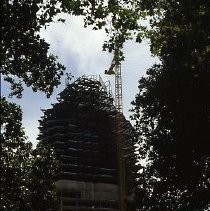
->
xmin=38 ymin=75 xmax=139 ymax=211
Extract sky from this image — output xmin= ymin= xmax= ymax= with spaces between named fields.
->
xmin=2 ymin=14 xmax=159 ymax=146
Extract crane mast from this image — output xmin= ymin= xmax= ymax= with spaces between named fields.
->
xmin=105 ymin=58 xmax=123 ymax=113
xmin=115 ymin=63 xmax=123 ymax=113
xmin=105 ymin=58 xmax=126 ymax=211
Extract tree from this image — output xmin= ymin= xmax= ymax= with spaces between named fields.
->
xmin=1 ymin=1 xmax=67 ymax=208
xmin=0 ymin=98 xmax=59 ymax=210
xmin=60 ymin=0 xmax=147 ymax=61
xmin=1 ymin=0 xmax=65 ymax=98
xmin=131 ymin=1 xmax=210 ymax=210
xmin=0 ymin=97 xmax=32 ymax=210
xmin=29 ymin=143 xmax=59 ymax=211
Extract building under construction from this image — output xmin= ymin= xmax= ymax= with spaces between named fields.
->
xmin=38 ymin=75 xmax=138 ymax=211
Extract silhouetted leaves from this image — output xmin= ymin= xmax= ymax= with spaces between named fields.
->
xmin=29 ymin=143 xmax=59 ymax=210
xmin=60 ymin=0 xmax=146 ymax=62
xmin=131 ymin=0 xmax=210 ymax=210
xmin=1 ymin=0 xmax=65 ymax=98
xmin=1 ymin=97 xmax=32 ymax=210
xmin=0 ymin=98 xmax=59 ymax=210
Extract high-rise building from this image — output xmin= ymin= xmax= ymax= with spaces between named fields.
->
xmin=38 ymin=76 xmax=138 ymax=211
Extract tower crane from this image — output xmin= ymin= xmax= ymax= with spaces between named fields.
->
xmin=105 ymin=58 xmax=123 ymax=113
xmin=105 ymin=55 xmax=126 ymax=211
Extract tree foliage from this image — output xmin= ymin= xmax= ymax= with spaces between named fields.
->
xmin=58 ymin=0 xmax=210 ymax=66
xmin=131 ymin=0 xmax=210 ymax=210
xmin=60 ymin=0 xmax=147 ymax=61
xmin=1 ymin=97 xmax=32 ymax=210
xmin=29 ymin=143 xmax=59 ymax=210
xmin=1 ymin=1 xmax=67 ymax=209
xmin=0 ymin=97 xmax=59 ymax=210
xmin=1 ymin=0 xmax=65 ymax=98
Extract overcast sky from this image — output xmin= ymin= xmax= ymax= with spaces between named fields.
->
xmin=2 ymin=14 xmax=159 ymax=146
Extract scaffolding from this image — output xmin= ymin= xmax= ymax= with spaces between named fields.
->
xmin=38 ymin=76 xmax=138 ymax=211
